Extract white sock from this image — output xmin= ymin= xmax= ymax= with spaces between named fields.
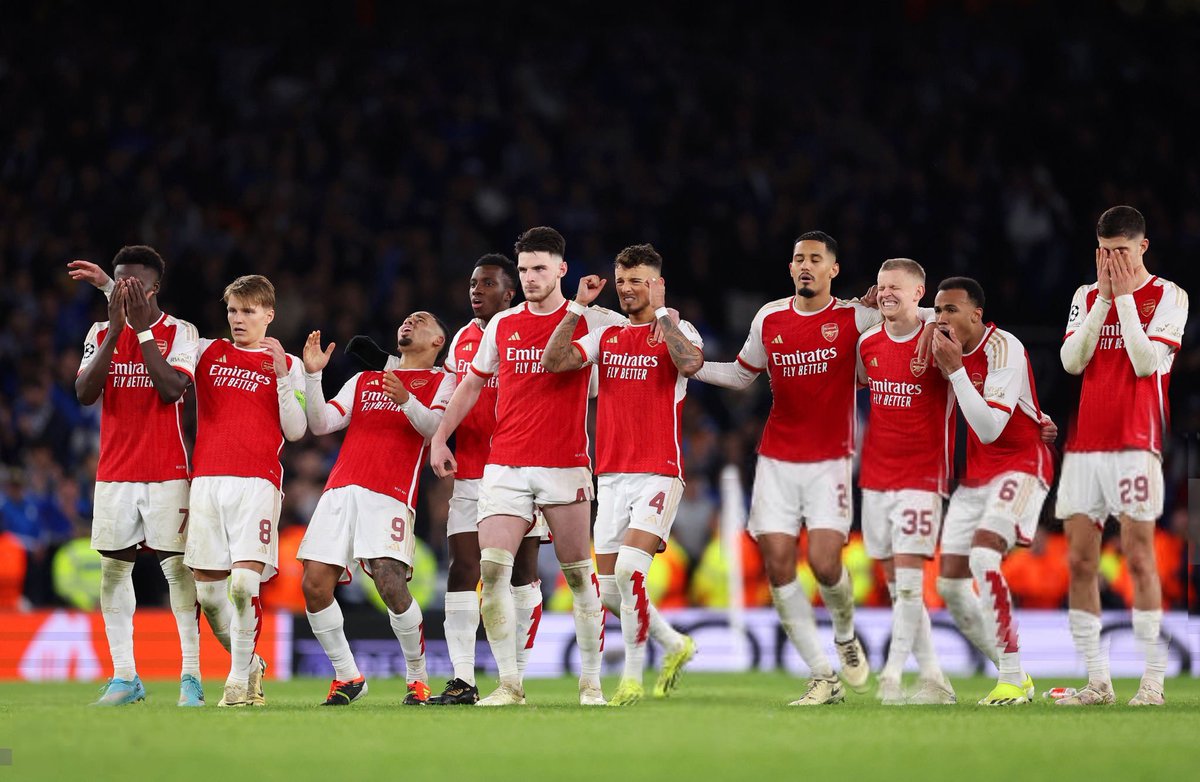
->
xmin=196 ymin=579 xmax=232 ymax=653
xmin=770 ymin=579 xmax=834 ymax=679
xmin=159 ymin=555 xmax=201 ymax=678
xmin=513 ymin=582 xmax=543 ymax=681
xmin=307 ymin=602 xmax=360 ymax=682
xmin=818 ymin=566 xmax=856 ymax=642
xmin=443 ymin=590 xmax=480 ymax=686
xmin=227 ymin=568 xmax=262 ymax=686
xmin=969 ymin=548 xmax=1021 ymax=686
xmin=1068 ymin=609 xmax=1109 ymax=686
xmin=100 ymin=558 xmax=137 ymax=680
xmin=913 ymin=603 xmax=943 ymax=683
xmin=603 ymin=570 xmax=684 ymax=654
xmin=937 ymin=576 xmax=997 ymax=666
xmin=388 ymin=601 xmax=427 ymax=685
xmin=615 ymin=546 xmax=655 ymax=683
xmin=1132 ymin=608 xmax=1166 ymax=688
xmin=561 ymin=559 xmax=604 ymax=687
xmin=882 ymin=568 xmax=924 ymax=681
xmin=598 ymin=573 xmax=621 ymax=615
xmin=479 ymin=548 xmax=518 ymax=685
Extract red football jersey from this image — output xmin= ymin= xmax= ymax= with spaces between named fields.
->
xmin=445 ymin=320 xmax=498 ymax=480
xmin=958 ymin=324 xmax=1054 ymax=487
xmin=574 ymin=320 xmax=703 ymax=477
xmin=471 ymin=301 xmax=625 ymax=468
xmin=857 ymin=324 xmax=955 ymax=494
xmin=78 ymin=313 xmax=198 ymax=483
xmin=1063 ymin=276 xmax=1188 ymax=455
xmin=191 ymin=339 xmax=303 ymax=488
xmin=736 ymin=297 xmax=882 ymax=462
xmin=324 ymin=369 xmax=455 ymax=507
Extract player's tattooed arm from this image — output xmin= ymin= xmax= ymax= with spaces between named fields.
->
xmin=650 ymin=278 xmax=702 ymax=376
xmin=75 ymin=279 xmax=129 ymax=405
xmin=544 ymin=275 xmax=605 ymax=373
xmin=124 ymin=277 xmax=191 ymax=403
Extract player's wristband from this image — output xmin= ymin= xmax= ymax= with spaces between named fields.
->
xmin=654 ymin=307 xmax=670 ymax=321
xmin=137 ymin=330 xmax=155 ymax=345
xmin=567 ymin=300 xmax=586 ymax=316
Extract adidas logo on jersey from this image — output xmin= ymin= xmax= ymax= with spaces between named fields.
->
xmin=461 ymin=343 xmax=474 ymax=352
xmin=215 ymin=355 xmax=227 ymax=363
xmin=771 ymin=335 xmax=783 ymax=344
xmin=508 ymin=332 xmax=521 ymax=341
xmin=607 ymin=335 xmax=619 ymax=343
xmin=869 ymin=357 xmax=878 ymax=367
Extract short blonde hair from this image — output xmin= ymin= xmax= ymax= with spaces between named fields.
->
xmin=222 ymin=275 xmax=275 ymax=309
xmin=879 ymin=257 xmax=925 ymax=284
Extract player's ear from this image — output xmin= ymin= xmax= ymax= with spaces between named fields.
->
xmin=1140 ymin=237 xmax=1149 ymax=256
xmin=915 ymin=284 xmax=925 ymax=301
xmin=829 ymin=261 xmax=839 ymax=279
xmin=558 ymin=260 xmax=567 ymax=279
xmin=264 ymin=308 xmax=275 ymax=325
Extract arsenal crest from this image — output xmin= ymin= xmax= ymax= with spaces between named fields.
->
xmin=821 ymin=323 xmax=839 ymax=342
xmin=409 ymin=378 xmax=429 ymax=389
xmin=971 ymin=372 xmax=984 ymax=391
xmin=646 ymin=333 xmax=660 ymax=348
xmin=910 ymin=357 xmax=927 ymax=377
xmin=155 ymin=338 xmax=169 ymax=357
xmin=261 ymin=360 xmax=275 ymax=373
xmin=1141 ymin=299 xmax=1156 ymax=317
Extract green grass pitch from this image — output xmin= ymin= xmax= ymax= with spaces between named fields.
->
xmin=1 ymin=674 xmax=1196 ymax=781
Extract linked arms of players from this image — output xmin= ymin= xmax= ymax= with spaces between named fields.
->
xmin=429 ymin=370 xmax=486 ymax=478
xmin=650 ymin=278 xmax=702 ymax=376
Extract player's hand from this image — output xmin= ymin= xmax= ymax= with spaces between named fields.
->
xmin=430 ymin=440 xmax=457 ymax=478
xmin=262 ymin=337 xmax=288 ymax=378
xmin=575 ymin=275 xmax=607 ymax=306
xmin=1096 ymin=248 xmax=1113 ymax=300
xmin=68 ymin=259 xmax=112 ymax=290
xmin=649 ymin=277 xmax=667 ymax=310
xmin=931 ymin=325 xmax=963 ymax=374
xmin=382 ymin=370 xmax=410 ymax=405
xmin=1109 ymin=249 xmax=1137 ymax=297
xmin=860 ymin=284 xmax=879 ymax=309
xmin=303 ymin=330 xmax=335 ymax=374
xmin=123 ymin=277 xmax=153 ymax=331
xmin=107 ymin=279 xmax=128 ymax=333
xmin=915 ymin=321 xmax=937 ymax=366
xmin=1039 ymin=414 xmax=1058 ymax=444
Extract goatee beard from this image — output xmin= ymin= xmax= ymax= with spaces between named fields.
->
xmin=797 ymin=287 xmax=816 ymax=299
xmin=398 ymin=336 xmax=413 ymax=347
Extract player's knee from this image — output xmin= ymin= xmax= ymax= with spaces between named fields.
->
xmin=447 ymin=558 xmax=481 ymax=592
xmin=810 ymin=559 xmax=841 ymax=587
xmin=763 ymin=559 xmax=794 ymax=587
xmin=1067 ymin=545 xmax=1099 ymax=579
xmin=1125 ymin=547 xmax=1157 ymax=585
xmin=301 ymin=570 xmax=334 ymax=608
xmin=228 ymin=569 xmax=258 ymax=611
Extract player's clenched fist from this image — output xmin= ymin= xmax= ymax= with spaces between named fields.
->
xmin=575 ymin=274 xmax=607 ymax=305
xmin=382 ymin=370 xmax=410 ymax=405
xmin=649 ymin=277 xmax=667 ymax=310
xmin=303 ymin=330 xmax=336 ymax=374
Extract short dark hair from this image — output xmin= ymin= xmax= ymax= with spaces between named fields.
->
xmin=614 ymin=243 xmax=663 ymax=273
xmin=937 ymin=276 xmax=986 ymax=309
xmin=429 ymin=312 xmax=451 ymax=365
xmin=1096 ymin=206 xmax=1146 ymax=240
xmin=514 ymin=226 xmax=565 ymax=258
xmin=794 ymin=231 xmax=838 ymax=258
xmin=112 ymin=245 xmax=166 ymax=282
xmin=474 ymin=253 xmax=519 ymax=292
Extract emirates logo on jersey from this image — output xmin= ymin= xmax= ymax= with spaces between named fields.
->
xmin=1141 ymin=300 xmax=1156 ymax=317
xmin=971 ymin=372 xmax=984 ymax=391
xmin=821 ymin=323 xmax=839 ymax=342
xmin=910 ymin=357 xmax=927 ymax=377
xmin=409 ymin=378 xmax=429 ymax=389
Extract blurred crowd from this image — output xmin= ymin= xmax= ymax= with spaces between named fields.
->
xmin=1 ymin=0 xmax=1195 ymax=611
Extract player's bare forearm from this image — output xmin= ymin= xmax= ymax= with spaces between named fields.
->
xmin=658 ymin=314 xmax=703 ymax=377
xmin=138 ymin=343 xmax=190 ymax=403
xmin=541 ymin=311 xmax=584 ymax=372
xmin=75 ymin=334 xmax=119 ymax=405
xmin=434 ymin=371 xmax=484 ymax=444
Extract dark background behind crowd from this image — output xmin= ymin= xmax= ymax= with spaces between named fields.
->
xmin=1 ymin=0 xmax=1196 ymax=611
